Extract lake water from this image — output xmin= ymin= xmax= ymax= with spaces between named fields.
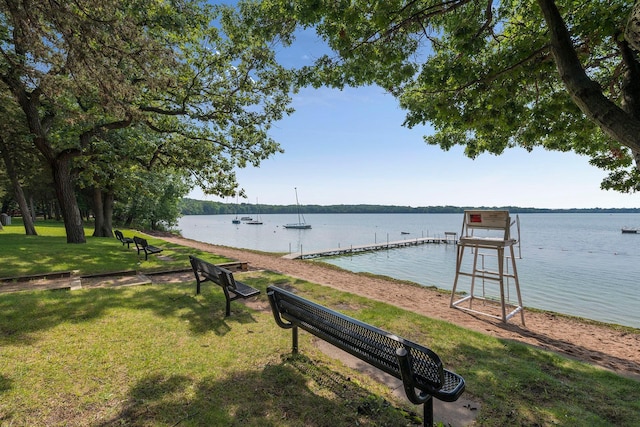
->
xmin=177 ymin=213 xmax=640 ymax=329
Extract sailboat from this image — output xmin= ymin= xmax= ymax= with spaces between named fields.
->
xmin=284 ymin=187 xmax=311 ymax=229
xmin=246 ymin=198 xmax=263 ymax=225
xmin=232 ymin=195 xmax=241 ymax=224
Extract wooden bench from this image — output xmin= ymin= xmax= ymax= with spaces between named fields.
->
xmin=114 ymin=230 xmax=134 ymax=248
xmin=267 ymin=285 xmax=465 ymax=427
xmin=133 ymin=236 xmax=163 ymax=260
xmin=189 ymin=255 xmax=260 ymax=317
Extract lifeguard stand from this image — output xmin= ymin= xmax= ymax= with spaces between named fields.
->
xmin=450 ymin=210 xmax=525 ymax=324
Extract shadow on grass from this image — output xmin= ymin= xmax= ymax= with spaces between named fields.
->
xmin=94 ymin=354 xmax=418 ymax=427
xmin=0 ymin=375 xmax=11 ymax=393
xmin=0 ymin=282 xmax=260 ymax=348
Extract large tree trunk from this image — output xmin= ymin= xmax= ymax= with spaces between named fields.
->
xmin=537 ymin=0 xmax=640 ymax=164
xmin=103 ymin=190 xmax=114 ymax=237
xmin=10 ymin=174 xmax=36 ymax=236
xmin=0 ymin=137 xmax=37 ymax=235
xmin=52 ymin=157 xmax=86 ymax=243
xmin=92 ymin=187 xmax=105 ymax=237
xmin=92 ymin=188 xmax=115 ymax=237
xmin=4 ymin=64 xmax=88 ymax=242
xmin=54 ymin=202 xmax=62 ymax=221
xmin=29 ymin=195 xmax=36 ymax=223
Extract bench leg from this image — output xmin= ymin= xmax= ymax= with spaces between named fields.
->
xmin=423 ymin=396 xmax=433 ymax=427
xmin=225 ymin=298 xmax=231 ymax=317
xmin=222 ymin=287 xmax=232 ymax=317
xmin=292 ymin=326 xmax=298 ymax=354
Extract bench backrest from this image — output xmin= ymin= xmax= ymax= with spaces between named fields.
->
xmin=267 ymin=285 xmax=444 ymax=391
xmin=114 ymin=230 xmax=124 ymax=241
xmin=189 ymin=255 xmax=220 ymax=283
xmin=215 ymin=266 xmax=238 ymax=291
xmin=133 ymin=236 xmax=148 ymax=248
xmin=188 ymin=255 xmax=237 ymax=289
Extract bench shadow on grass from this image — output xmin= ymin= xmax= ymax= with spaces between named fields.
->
xmin=95 ymin=353 xmax=419 ymax=427
xmin=98 ymin=282 xmax=263 ymax=337
xmin=0 ymin=282 xmax=261 ymax=349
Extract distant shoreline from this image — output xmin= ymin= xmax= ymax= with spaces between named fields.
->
xmin=181 ymin=198 xmax=640 ymax=216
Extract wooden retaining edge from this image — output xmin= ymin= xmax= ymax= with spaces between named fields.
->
xmin=0 ymin=261 xmax=250 ymax=294
xmin=0 ymin=271 xmax=73 ymax=283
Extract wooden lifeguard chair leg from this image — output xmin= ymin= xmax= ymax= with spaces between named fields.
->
xmin=509 ymin=245 xmax=525 ymax=325
xmin=450 ymin=244 xmax=466 ymax=307
xmin=468 ymin=245 xmax=481 ymax=311
xmin=497 ymin=246 xmax=507 ymax=322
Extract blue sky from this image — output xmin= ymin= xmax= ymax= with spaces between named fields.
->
xmin=190 ymin=17 xmax=640 ymax=209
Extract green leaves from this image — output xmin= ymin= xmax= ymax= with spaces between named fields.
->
xmin=263 ymin=0 xmax=640 ymax=192
xmin=1 ymin=0 xmax=298 ymax=235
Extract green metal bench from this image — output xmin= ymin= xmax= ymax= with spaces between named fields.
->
xmin=114 ymin=230 xmax=134 ymax=248
xmin=133 ymin=236 xmax=163 ymax=260
xmin=189 ymin=255 xmax=260 ymax=317
xmin=267 ymin=285 xmax=465 ymax=427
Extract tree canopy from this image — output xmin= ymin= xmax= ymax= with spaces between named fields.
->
xmin=0 ymin=0 xmax=295 ymax=242
xmin=259 ymin=0 xmax=640 ymax=194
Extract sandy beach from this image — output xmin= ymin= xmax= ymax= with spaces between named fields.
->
xmin=155 ymin=233 xmax=640 ymax=380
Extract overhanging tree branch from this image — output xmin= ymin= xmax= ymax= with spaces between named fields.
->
xmin=537 ymin=0 xmax=640 ymax=157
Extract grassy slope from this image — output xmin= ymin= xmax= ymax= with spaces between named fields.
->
xmin=1 ymin=221 xmax=639 ymax=426
xmin=0 ymin=220 xmax=228 ymax=277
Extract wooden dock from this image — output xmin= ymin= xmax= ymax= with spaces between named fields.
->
xmin=283 ymin=235 xmax=457 ymax=260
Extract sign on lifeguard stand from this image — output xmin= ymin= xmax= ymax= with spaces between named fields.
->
xmin=450 ymin=210 xmax=525 ymax=324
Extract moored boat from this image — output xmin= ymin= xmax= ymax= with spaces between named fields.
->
xmin=621 ymin=228 xmax=640 ymax=234
xmin=232 ymin=195 xmax=241 ymax=224
xmin=247 ymin=198 xmax=263 ymax=225
xmin=284 ymin=187 xmax=311 ymax=229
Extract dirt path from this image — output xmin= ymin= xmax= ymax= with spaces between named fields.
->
xmin=158 ymin=234 xmax=640 ymax=380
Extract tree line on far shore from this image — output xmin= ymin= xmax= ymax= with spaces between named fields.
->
xmin=180 ymin=198 xmax=640 ymax=216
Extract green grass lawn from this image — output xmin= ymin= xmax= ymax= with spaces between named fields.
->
xmin=0 ymin=219 xmax=229 ymax=277
xmin=1 ymin=221 xmax=639 ymax=426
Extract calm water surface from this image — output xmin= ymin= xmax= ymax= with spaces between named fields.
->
xmin=178 ymin=213 xmax=640 ymax=328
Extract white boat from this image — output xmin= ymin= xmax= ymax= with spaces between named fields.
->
xmin=247 ymin=198 xmax=263 ymax=225
xmin=232 ymin=195 xmax=241 ymax=224
xmin=284 ymin=187 xmax=311 ymax=229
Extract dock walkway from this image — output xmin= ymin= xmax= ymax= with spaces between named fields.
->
xmin=283 ymin=236 xmax=456 ymax=260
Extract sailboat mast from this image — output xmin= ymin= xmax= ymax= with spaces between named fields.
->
xmin=295 ymin=187 xmax=301 ymax=223
xmin=284 ymin=187 xmax=311 ymax=229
